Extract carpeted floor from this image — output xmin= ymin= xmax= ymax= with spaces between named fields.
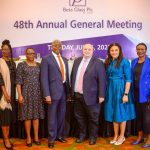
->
xmin=0 ymin=136 xmax=150 ymax=150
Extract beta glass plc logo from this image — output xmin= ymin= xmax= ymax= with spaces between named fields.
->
xmin=69 ymin=0 xmax=86 ymax=6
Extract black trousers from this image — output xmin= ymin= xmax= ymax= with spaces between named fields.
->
xmin=134 ymin=87 xmax=150 ymax=134
xmin=74 ymin=92 xmax=100 ymax=139
xmin=135 ymin=102 xmax=150 ymax=134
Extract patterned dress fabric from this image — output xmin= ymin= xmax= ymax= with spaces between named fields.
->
xmin=16 ymin=61 xmax=44 ymax=121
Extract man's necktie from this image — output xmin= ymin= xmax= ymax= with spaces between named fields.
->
xmin=77 ymin=59 xmax=87 ymax=93
xmin=57 ymin=55 xmax=65 ymax=81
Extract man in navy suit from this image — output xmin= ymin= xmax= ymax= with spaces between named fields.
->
xmin=71 ymin=44 xmax=106 ymax=145
xmin=41 ymin=40 xmax=69 ymax=148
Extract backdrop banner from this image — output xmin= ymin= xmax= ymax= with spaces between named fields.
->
xmin=0 ymin=0 xmax=150 ymax=59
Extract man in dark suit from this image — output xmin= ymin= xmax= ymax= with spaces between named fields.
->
xmin=71 ymin=44 xmax=106 ymax=145
xmin=41 ymin=40 xmax=69 ymax=148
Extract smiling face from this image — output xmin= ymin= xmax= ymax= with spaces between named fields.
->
xmin=82 ymin=44 xmax=94 ymax=58
xmin=51 ymin=40 xmax=62 ymax=55
xmin=109 ymin=45 xmax=120 ymax=60
xmin=1 ymin=44 xmax=11 ymax=58
xmin=26 ymin=48 xmax=35 ymax=61
xmin=136 ymin=44 xmax=147 ymax=58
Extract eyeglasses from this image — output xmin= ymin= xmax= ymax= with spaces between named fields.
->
xmin=26 ymin=53 xmax=35 ymax=55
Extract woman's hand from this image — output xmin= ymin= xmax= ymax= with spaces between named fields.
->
xmin=122 ymin=95 xmax=128 ymax=103
xmin=4 ymin=95 xmax=11 ymax=103
xmin=18 ymin=95 xmax=24 ymax=104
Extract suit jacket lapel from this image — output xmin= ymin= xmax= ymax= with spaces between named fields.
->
xmin=84 ymin=57 xmax=94 ymax=74
xmin=140 ymin=56 xmax=149 ymax=78
xmin=132 ymin=58 xmax=138 ymax=70
xmin=74 ymin=57 xmax=82 ymax=79
xmin=50 ymin=54 xmax=61 ymax=73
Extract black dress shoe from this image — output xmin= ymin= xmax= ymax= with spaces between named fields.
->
xmin=89 ymin=138 xmax=96 ymax=145
xmin=33 ymin=140 xmax=41 ymax=145
xmin=26 ymin=142 xmax=32 ymax=147
xmin=57 ymin=137 xmax=67 ymax=143
xmin=48 ymin=142 xmax=54 ymax=148
xmin=75 ymin=138 xmax=84 ymax=143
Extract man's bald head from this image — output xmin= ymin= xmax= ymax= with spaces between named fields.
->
xmin=82 ymin=44 xmax=94 ymax=58
xmin=52 ymin=40 xmax=62 ymax=55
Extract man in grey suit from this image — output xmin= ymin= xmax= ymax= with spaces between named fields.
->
xmin=41 ymin=40 xmax=69 ymax=148
xmin=71 ymin=44 xmax=106 ymax=145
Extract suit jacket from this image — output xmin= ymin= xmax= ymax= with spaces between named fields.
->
xmin=131 ymin=56 xmax=150 ymax=103
xmin=71 ymin=57 xmax=106 ymax=105
xmin=40 ymin=54 xmax=69 ymax=100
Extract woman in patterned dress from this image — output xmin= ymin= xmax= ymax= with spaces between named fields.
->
xmin=16 ymin=48 xmax=44 ymax=147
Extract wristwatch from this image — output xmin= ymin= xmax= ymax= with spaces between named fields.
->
xmin=124 ymin=93 xmax=128 ymax=96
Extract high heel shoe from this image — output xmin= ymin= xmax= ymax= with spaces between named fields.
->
xmin=132 ymin=138 xmax=144 ymax=145
xmin=26 ymin=142 xmax=32 ymax=147
xmin=3 ymin=139 xmax=13 ymax=150
xmin=114 ymin=137 xmax=125 ymax=145
xmin=110 ymin=138 xmax=117 ymax=144
xmin=142 ymin=143 xmax=150 ymax=148
xmin=110 ymin=140 xmax=117 ymax=144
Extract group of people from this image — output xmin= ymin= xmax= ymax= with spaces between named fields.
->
xmin=0 ymin=39 xmax=150 ymax=149
xmin=0 ymin=40 xmax=45 ymax=150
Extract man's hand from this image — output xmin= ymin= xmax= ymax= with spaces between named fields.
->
xmin=45 ymin=96 xmax=52 ymax=104
xmin=99 ymin=97 xmax=104 ymax=104
xmin=67 ymin=95 xmax=72 ymax=102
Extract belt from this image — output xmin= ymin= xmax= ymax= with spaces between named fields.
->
xmin=74 ymin=92 xmax=83 ymax=96
xmin=108 ymin=76 xmax=124 ymax=80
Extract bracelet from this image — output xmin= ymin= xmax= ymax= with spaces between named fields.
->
xmin=124 ymin=93 xmax=128 ymax=96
